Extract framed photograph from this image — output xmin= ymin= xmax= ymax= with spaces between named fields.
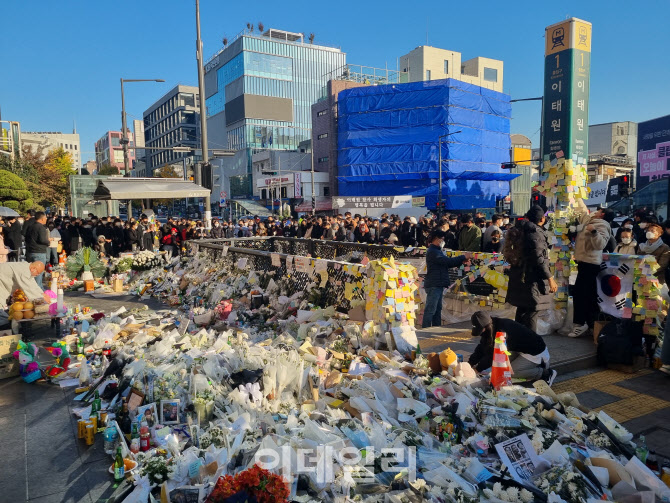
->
xmin=127 ymin=388 xmax=145 ymax=413
xmin=169 ymin=485 xmax=203 ymax=503
xmin=136 ymin=402 xmax=158 ymax=428
xmin=160 ymin=399 xmax=181 ymax=425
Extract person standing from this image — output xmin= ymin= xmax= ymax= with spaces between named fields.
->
xmin=482 ymin=214 xmax=502 ymax=250
xmin=469 ymin=311 xmax=557 ymax=384
xmin=422 ymin=230 xmax=469 ymax=328
xmin=24 ymin=211 xmax=49 ymax=288
xmin=457 ymin=214 xmax=482 ymax=252
xmin=569 ymin=204 xmax=613 ymax=338
xmin=47 ymin=221 xmax=61 ymax=266
xmin=638 ymin=223 xmax=670 ymax=285
xmin=614 ymin=228 xmax=638 ymax=254
xmin=505 ymin=206 xmax=557 ymax=332
xmin=4 ymin=216 xmax=22 ymax=261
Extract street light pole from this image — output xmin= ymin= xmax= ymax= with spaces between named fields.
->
xmin=310 ymin=144 xmax=315 ymax=216
xmin=120 ymin=78 xmax=165 ymax=176
xmin=195 ymin=0 xmax=212 ymax=230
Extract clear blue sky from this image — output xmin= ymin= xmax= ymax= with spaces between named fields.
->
xmin=2 ymin=0 xmax=669 ymax=164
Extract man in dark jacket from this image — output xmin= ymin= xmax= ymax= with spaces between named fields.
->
xmin=24 ymin=211 xmax=50 ymax=288
xmin=506 ymin=206 xmax=557 ymax=332
xmin=5 ymin=216 xmax=23 ymax=261
xmin=469 ymin=311 xmax=556 ymax=384
xmin=210 ymin=219 xmax=224 ymax=239
xmin=422 ymin=230 xmax=470 ymax=328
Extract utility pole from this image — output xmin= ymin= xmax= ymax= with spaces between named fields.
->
xmin=121 ymin=79 xmax=129 ymax=175
xmin=195 ymin=0 xmax=211 ymax=230
xmin=278 ymin=156 xmax=281 ymax=216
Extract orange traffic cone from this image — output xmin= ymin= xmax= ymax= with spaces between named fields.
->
xmin=490 ymin=331 xmax=513 ymax=390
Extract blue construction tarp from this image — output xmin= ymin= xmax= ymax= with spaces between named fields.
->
xmin=336 ymin=78 xmax=512 ymax=210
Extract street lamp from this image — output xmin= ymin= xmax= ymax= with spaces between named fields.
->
xmin=120 ymin=78 xmax=165 ymax=175
xmin=437 ymin=130 xmax=461 ymax=217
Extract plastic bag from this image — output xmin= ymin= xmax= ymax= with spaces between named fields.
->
xmin=122 ymin=476 xmax=151 ymax=503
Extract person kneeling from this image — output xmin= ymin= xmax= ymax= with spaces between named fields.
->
xmin=468 ymin=311 xmax=557 ymax=385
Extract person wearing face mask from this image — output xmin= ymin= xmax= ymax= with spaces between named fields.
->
xmin=639 ymin=223 xmax=670 ymax=285
xmin=569 ymin=202 xmax=613 ymax=338
xmin=632 ymin=210 xmax=649 ymax=244
xmin=614 ymin=228 xmax=638 ymax=254
xmin=458 ymin=214 xmax=482 ymax=252
xmin=482 ymin=214 xmax=502 ymax=250
xmin=210 ymin=219 xmax=224 ymax=239
xmin=615 ymin=218 xmax=635 ymax=242
xmin=483 ymin=230 xmax=503 ymax=253
xmin=422 ymin=230 xmax=470 ymax=328
xmin=506 ymin=205 xmax=558 ymax=332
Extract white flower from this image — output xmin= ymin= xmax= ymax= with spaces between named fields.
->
xmin=520 ymin=489 xmax=533 ymax=503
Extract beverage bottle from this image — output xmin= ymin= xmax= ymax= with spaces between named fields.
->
xmin=103 ymin=425 xmax=118 ymax=455
xmin=647 ymin=450 xmax=659 ymax=471
xmin=119 ymin=400 xmax=132 ymax=435
xmin=77 ymin=335 xmax=84 ymax=355
xmin=131 ymin=420 xmax=139 ymax=440
xmin=113 ymin=446 xmax=125 ymax=482
xmin=636 ymin=435 xmax=649 ymax=464
xmin=93 ymin=391 xmax=102 ymax=420
xmin=139 ymin=422 xmax=150 ymax=451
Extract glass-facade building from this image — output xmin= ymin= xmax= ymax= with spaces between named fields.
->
xmin=204 ymin=29 xmax=346 ymax=197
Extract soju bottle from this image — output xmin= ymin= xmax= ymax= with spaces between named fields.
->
xmin=77 ymin=335 xmax=84 ymax=355
xmin=113 ymin=445 xmax=125 ymax=482
xmin=415 ymin=342 xmax=422 ymax=356
xmin=93 ymin=391 xmax=102 ymax=419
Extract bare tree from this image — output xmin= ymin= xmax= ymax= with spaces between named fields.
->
xmin=247 ymin=22 xmax=254 ymax=33
xmin=308 ymin=33 xmax=315 ymax=44
xmin=222 ymin=37 xmax=228 ymax=47
xmin=258 ymin=22 xmax=264 ymax=33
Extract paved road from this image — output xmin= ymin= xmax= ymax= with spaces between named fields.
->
xmin=1 ymin=294 xmax=668 ymax=501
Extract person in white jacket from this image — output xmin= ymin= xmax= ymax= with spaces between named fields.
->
xmin=569 ymin=202 xmax=613 ymax=338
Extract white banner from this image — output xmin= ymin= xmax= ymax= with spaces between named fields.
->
xmin=596 ymin=257 xmax=634 ymax=318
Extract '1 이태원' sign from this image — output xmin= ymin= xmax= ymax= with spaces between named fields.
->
xmin=539 ymin=18 xmax=592 ymax=205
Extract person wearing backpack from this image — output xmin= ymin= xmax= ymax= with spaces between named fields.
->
xmin=504 ymin=205 xmax=557 ymax=332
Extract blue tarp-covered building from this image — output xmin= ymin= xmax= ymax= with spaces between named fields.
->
xmin=336 ymin=78 xmax=513 ymax=210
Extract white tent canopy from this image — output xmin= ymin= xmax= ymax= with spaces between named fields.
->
xmin=93 ymin=178 xmax=210 ymax=200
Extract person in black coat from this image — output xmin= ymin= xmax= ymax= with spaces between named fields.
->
xmin=125 ymin=222 xmax=141 ymax=251
xmin=468 ymin=311 xmax=556 ymax=384
xmin=422 ymin=230 xmax=469 ymax=328
xmin=483 ymin=230 xmax=503 ymax=253
xmin=4 ymin=216 xmax=23 ymax=261
xmin=505 ymin=206 xmax=558 ymax=332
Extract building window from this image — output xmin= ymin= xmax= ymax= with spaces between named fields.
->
xmin=74 ymin=145 xmax=77 ymax=150
xmin=318 ymin=156 xmax=328 ymax=163
xmin=323 ymin=186 xmax=330 ymax=197
xmin=317 ymin=133 xmax=328 ymax=139
xmin=317 ymin=110 xmax=327 ymax=117
xmin=426 ymin=70 xmax=431 ymax=80
xmin=444 ymin=60 xmax=449 ymax=74
xmin=484 ymin=67 xmax=498 ymax=82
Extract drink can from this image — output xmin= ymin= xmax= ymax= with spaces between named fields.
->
xmin=88 ymin=415 xmax=97 ymax=431
xmin=85 ymin=424 xmax=95 ymax=445
xmin=99 ymin=410 xmax=108 ymax=425
xmin=78 ymin=419 xmax=87 ymax=439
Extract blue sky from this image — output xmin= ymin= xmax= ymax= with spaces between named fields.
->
xmin=2 ymin=0 xmax=669 ymax=164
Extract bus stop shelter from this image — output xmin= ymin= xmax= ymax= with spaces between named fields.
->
xmin=93 ymin=178 xmax=211 ymax=218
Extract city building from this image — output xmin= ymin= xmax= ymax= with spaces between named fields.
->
xmin=143 ymin=84 xmax=200 ymax=176
xmin=22 ymin=130 xmax=81 ymax=172
xmin=94 ymin=130 xmax=135 ymax=175
xmin=589 ymin=121 xmax=638 ymax=157
xmin=0 ymin=120 xmax=21 ymax=161
xmin=587 ymin=154 xmax=635 ymax=183
xmin=337 ymin=78 xmax=513 ymax=211
xmin=204 ymin=27 xmax=346 ymax=198
xmin=250 ymin=149 xmax=313 ymax=202
xmin=399 ymin=46 xmax=504 ymax=93
xmin=311 ymin=67 xmax=406 ymax=197
xmin=82 ymin=160 xmax=96 ymax=175
xmin=509 ymin=134 xmax=533 ymax=215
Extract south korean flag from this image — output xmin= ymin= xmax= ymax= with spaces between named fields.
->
xmin=596 ymin=259 xmax=634 ymax=318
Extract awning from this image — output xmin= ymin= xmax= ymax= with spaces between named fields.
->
xmin=93 ymin=178 xmax=211 ymax=200
xmin=229 ymin=199 xmax=274 ymax=217
xmin=295 ymin=198 xmax=333 ymax=212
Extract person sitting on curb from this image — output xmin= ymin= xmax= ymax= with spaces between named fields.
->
xmin=468 ymin=311 xmax=557 ymax=385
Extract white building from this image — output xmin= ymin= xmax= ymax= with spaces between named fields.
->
xmin=399 ymin=46 xmax=504 ymax=93
xmin=21 ymin=131 xmax=81 ymax=172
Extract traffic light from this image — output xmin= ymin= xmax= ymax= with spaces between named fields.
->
xmin=531 ymin=192 xmax=547 ymax=211
xmin=620 ymin=175 xmax=631 ymax=197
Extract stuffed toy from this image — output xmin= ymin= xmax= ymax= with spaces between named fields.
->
xmin=12 ymin=341 xmax=42 ymax=383
xmin=44 ymin=341 xmax=71 ymax=377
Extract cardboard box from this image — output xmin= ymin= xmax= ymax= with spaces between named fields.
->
xmin=84 ymin=279 xmax=95 ymax=292
xmin=0 ymin=332 xmax=21 ymax=379
xmin=112 ymin=278 xmax=124 ymax=293
xmin=608 ymin=355 xmax=645 ymax=374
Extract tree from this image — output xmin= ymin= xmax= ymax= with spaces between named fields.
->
xmin=97 ymin=164 xmax=119 ymax=175
xmin=156 ymin=164 xmax=181 ymax=179
xmin=0 ymin=169 xmax=34 ymax=212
